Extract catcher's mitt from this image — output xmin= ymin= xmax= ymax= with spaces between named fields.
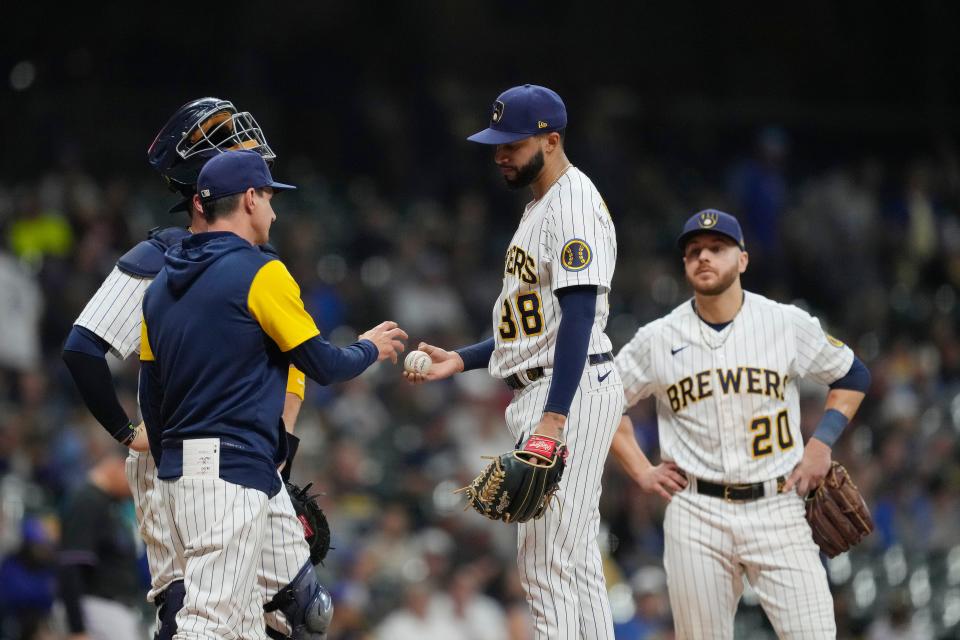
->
xmin=455 ymin=434 xmax=567 ymax=524
xmin=804 ymin=462 xmax=874 ymax=558
xmin=286 ymin=481 xmax=332 ymax=565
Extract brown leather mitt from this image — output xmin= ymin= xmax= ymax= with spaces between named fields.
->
xmin=804 ymin=462 xmax=874 ymax=557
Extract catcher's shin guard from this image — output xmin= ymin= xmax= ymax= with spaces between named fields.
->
xmin=153 ymin=580 xmax=185 ymax=640
xmin=264 ymin=561 xmax=333 ymax=640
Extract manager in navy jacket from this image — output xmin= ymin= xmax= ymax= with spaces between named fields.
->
xmin=139 ymin=150 xmax=406 ymax=638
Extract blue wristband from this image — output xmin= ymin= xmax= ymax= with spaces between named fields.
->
xmin=811 ymin=409 xmax=849 ymax=448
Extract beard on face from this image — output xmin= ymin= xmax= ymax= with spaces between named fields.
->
xmin=504 ymin=148 xmax=545 ymax=189
xmin=687 ymin=260 xmax=740 ymax=296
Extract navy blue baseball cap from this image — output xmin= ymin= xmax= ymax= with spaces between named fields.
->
xmin=467 ymin=84 xmax=567 ymax=145
xmin=677 ymin=209 xmax=746 ymax=252
xmin=196 ymin=150 xmax=296 ymax=202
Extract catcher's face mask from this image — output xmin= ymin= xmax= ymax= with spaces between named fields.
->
xmin=176 ymin=101 xmax=275 ymax=163
xmin=148 ymin=97 xmax=278 ymax=203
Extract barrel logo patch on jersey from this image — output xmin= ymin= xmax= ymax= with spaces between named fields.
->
xmin=561 ymin=239 xmax=592 ymax=271
xmin=698 ymin=211 xmax=719 ymax=228
xmin=826 ymin=334 xmax=844 ymax=348
xmin=492 ymin=100 xmax=504 ymax=123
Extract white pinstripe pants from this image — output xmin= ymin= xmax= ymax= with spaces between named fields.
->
xmin=505 ymin=365 xmax=623 ymax=640
xmin=158 ymin=477 xmax=268 ymax=640
xmin=126 ymin=450 xmax=178 ymax=602
xmin=664 ymin=485 xmax=835 ymax=639
xmin=129 ymin=451 xmax=311 ymax=636
xmin=241 ymin=483 xmax=312 ymax=636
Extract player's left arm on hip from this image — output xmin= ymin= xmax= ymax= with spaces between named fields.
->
xmin=812 ymin=357 xmax=870 ymax=447
xmin=62 ymin=326 xmax=134 ymax=441
xmin=610 ymin=414 xmax=654 ymax=482
xmin=542 ymin=286 xmax=597 ymax=417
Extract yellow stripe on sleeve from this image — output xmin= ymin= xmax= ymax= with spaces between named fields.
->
xmin=140 ymin=315 xmax=155 ymax=362
xmin=287 ymin=365 xmax=306 ymax=400
xmin=247 ymin=260 xmax=321 ymax=352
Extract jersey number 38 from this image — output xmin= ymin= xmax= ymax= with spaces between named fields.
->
xmin=499 ymin=293 xmax=544 ymax=340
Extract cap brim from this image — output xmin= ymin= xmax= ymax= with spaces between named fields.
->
xmin=466 ymin=128 xmax=533 ymax=145
xmin=168 ymin=198 xmax=191 ymax=213
xmin=677 ymin=229 xmax=744 ymax=251
xmin=269 ymin=181 xmax=297 ymax=192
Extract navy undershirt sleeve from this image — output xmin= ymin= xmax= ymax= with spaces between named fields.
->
xmin=829 ymin=356 xmax=871 ymax=392
xmin=288 ymin=336 xmax=379 ymax=385
xmin=543 ymin=286 xmax=597 ymax=416
xmin=456 ymin=337 xmax=495 ymax=372
xmin=63 ymin=324 xmax=111 ymax=357
xmin=62 ymin=326 xmax=132 ymax=440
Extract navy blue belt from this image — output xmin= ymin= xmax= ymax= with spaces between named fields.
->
xmin=504 ymin=352 xmax=613 ymax=391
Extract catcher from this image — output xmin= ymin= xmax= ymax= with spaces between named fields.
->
xmin=610 ymin=209 xmax=873 ymax=639
xmin=63 ymin=98 xmax=334 ymax=640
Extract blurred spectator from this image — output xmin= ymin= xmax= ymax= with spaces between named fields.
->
xmin=373 ymin=582 xmax=460 ymax=640
xmin=728 ymin=127 xmax=789 ymax=250
xmin=613 ymin=567 xmax=671 ymax=640
xmin=865 ymin=589 xmax=926 ymax=640
xmin=428 ymin=564 xmax=508 ymax=640
xmin=57 ymin=435 xmax=140 ymax=640
xmin=8 ymin=191 xmax=73 ymax=267
xmin=0 ymin=517 xmax=57 ymax=640
xmin=727 ymin=126 xmax=789 ymax=289
xmin=0 ymin=251 xmax=42 ymax=372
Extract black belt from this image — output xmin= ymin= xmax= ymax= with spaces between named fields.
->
xmin=696 ymin=476 xmax=786 ymax=502
xmin=505 ymin=352 xmax=613 ymax=391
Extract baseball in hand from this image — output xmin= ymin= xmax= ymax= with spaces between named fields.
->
xmin=404 ymin=350 xmax=432 ymax=375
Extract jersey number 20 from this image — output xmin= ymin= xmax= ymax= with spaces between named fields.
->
xmin=749 ymin=409 xmax=794 ymax=458
xmin=499 ymin=293 xmax=544 ymax=340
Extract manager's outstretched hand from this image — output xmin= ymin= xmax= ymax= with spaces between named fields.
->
xmin=359 ymin=321 xmax=408 ymax=364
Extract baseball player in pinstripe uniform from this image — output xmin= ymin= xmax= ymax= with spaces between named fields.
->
xmin=406 ymin=85 xmax=622 ymax=640
xmin=611 ymin=210 xmax=871 ymax=639
xmin=138 ymin=150 xmax=406 ymax=640
xmin=62 ymin=99 xmax=333 ymax=640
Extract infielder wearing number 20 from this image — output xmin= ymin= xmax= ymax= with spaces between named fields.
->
xmin=407 ymin=85 xmax=621 ymax=640
xmin=612 ymin=210 xmax=871 ymax=639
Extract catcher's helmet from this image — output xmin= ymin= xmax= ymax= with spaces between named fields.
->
xmin=147 ymin=98 xmax=275 ymax=198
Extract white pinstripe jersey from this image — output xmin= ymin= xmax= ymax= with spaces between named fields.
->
xmin=488 ymin=166 xmax=616 ymax=378
xmin=615 ymin=291 xmax=854 ymax=483
xmin=75 ymin=266 xmax=151 ymax=359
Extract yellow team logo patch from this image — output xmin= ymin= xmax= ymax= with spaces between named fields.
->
xmin=561 ymin=239 xmax=592 ymax=271
xmin=698 ymin=211 xmax=719 ymax=228
xmin=537 ymin=120 xmax=549 ymax=129
xmin=827 ymin=334 xmax=845 ymax=348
